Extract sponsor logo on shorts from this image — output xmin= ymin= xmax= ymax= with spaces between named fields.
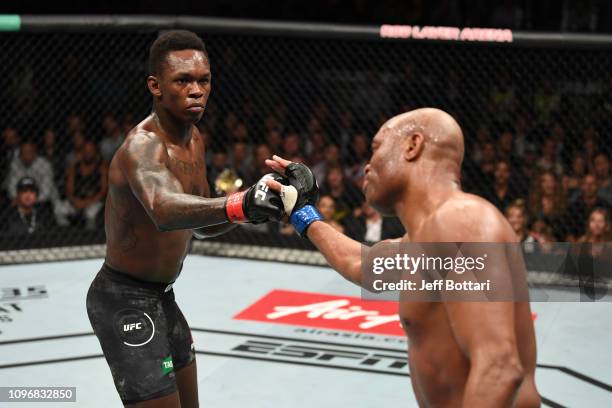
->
xmin=234 ymin=290 xmax=404 ymax=336
xmin=123 ymin=322 xmax=143 ymax=332
xmin=114 ymin=309 xmax=155 ymax=347
xmin=162 ymin=356 xmax=174 ymax=375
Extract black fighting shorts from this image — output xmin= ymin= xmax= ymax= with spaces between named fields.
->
xmin=86 ymin=263 xmax=195 ymax=404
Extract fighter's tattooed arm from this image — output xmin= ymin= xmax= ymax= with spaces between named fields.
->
xmin=119 ymin=131 xmax=228 ymax=231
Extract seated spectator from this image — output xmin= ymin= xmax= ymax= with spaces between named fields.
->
xmin=99 ymin=115 xmax=125 ymax=163
xmin=305 ymin=130 xmax=326 ymax=165
xmin=528 ymin=171 xmax=566 ymax=239
xmin=344 ymin=133 xmax=370 ymax=189
xmin=535 ymin=137 xmax=563 ymax=176
xmin=593 ymin=152 xmax=612 ymax=203
xmin=229 ymin=141 xmax=253 ymax=179
xmin=320 ymin=164 xmax=363 ymax=222
xmin=578 ymin=207 xmax=612 ymax=243
xmin=65 ymin=113 xmax=85 ymax=137
xmin=1 ymin=127 xmax=21 ymax=204
xmin=463 ymin=140 xmax=496 ymax=197
xmin=312 ymin=144 xmax=340 ymax=185
xmin=564 ymin=174 xmax=611 ymax=240
xmin=231 ymin=122 xmax=249 ymax=143
xmin=65 ymin=131 xmax=86 ymax=169
xmin=2 ymin=177 xmax=55 ymax=235
xmin=344 ymin=201 xmax=405 ymax=244
xmin=282 ymin=132 xmax=302 ymax=159
xmin=301 ymin=115 xmax=321 ymax=140
xmin=514 ymin=143 xmax=539 ymax=197
xmin=469 ymin=124 xmax=491 ymax=163
xmin=528 ymin=217 xmax=557 ymax=250
xmin=497 ymin=130 xmax=519 ymax=167
xmin=504 ymin=199 xmax=530 ymax=242
xmin=263 ymin=113 xmax=283 ymax=135
xmin=317 ymin=195 xmax=344 ymax=233
xmin=338 ymin=110 xmax=355 ymax=158
xmin=513 ymin=115 xmax=535 ymax=159
xmin=563 ymin=153 xmax=587 ymax=201
xmin=265 ymin=129 xmax=283 ymax=154
xmin=245 ymin=144 xmax=272 ymax=186
xmin=57 ymin=140 xmax=107 ymax=229
xmin=223 ymin=112 xmax=239 ymax=137
xmin=484 ymin=159 xmax=522 ymax=212
xmin=41 ymin=129 xmax=65 ymax=195
xmin=6 ymin=140 xmax=59 ymax=206
xmin=1 ymin=126 xmax=20 ymax=171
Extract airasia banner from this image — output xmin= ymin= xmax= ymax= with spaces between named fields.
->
xmin=234 ymin=289 xmax=404 ymax=337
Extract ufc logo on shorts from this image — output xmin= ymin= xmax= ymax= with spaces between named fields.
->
xmin=123 ymin=322 xmax=142 ymax=332
xmin=255 ymin=176 xmax=271 ymax=200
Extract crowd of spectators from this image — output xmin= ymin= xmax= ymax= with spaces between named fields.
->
xmin=2 ymin=35 xmax=612 ymax=248
xmin=0 ymin=113 xmax=128 ymax=237
xmin=3 ymin=88 xmax=611 ymax=248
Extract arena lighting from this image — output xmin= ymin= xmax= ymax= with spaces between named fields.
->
xmin=380 ymin=24 xmax=513 ymax=43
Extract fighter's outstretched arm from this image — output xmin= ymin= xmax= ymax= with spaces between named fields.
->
xmin=306 ymin=224 xmax=406 ymax=285
xmin=306 ymin=220 xmax=365 ymax=285
xmin=121 ymin=131 xmax=283 ymax=231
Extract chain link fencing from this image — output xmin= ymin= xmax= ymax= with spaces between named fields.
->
xmin=1 ymin=23 xmax=611 ymax=260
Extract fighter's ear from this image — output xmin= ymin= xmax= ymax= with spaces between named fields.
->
xmin=403 ymin=132 xmax=424 ymax=161
xmin=147 ymin=75 xmax=161 ymax=97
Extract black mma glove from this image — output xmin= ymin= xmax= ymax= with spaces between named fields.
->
xmin=225 ymin=173 xmax=284 ymax=224
xmin=280 ymin=163 xmax=323 ymax=236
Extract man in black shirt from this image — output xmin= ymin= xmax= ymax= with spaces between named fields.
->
xmin=564 ymin=173 xmax=611 ymax=240
xmin=3 ymin=177 xmax=54 ymax=235
xmin=484 ymin=159 xmax=522 ymax=212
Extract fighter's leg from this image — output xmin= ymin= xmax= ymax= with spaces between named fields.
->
xmin=167 ymin=294 xmax=198 ymax=408
xmin=124 ymin=392 xmax=180 ymax=408
xmin=176 ymin=361 xmax=198 ymax=408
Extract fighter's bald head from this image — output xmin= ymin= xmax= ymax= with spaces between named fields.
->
xmin=365 ymin=108 xmax=464 ymax=215
xmin=384 ymin=107 xmax=465 ymax=168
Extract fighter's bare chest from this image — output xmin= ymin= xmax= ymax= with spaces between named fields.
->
xmin=166 ymin=154 xmax=207 ymax=196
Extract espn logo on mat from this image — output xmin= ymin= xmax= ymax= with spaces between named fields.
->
xmin=234 ymin=290 xmax=404 ymax=336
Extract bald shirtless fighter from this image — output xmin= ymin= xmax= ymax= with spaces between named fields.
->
xmin=86 ymin=31 xmax=284 ymax=407
xmin=267 ymin=108 xmax=541 ymax=407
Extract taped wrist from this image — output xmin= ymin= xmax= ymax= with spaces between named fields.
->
xmin=225 ymin=191 xmax=247 ymax=222
xmin=290 ymin=205 xmax=323 ymax=237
